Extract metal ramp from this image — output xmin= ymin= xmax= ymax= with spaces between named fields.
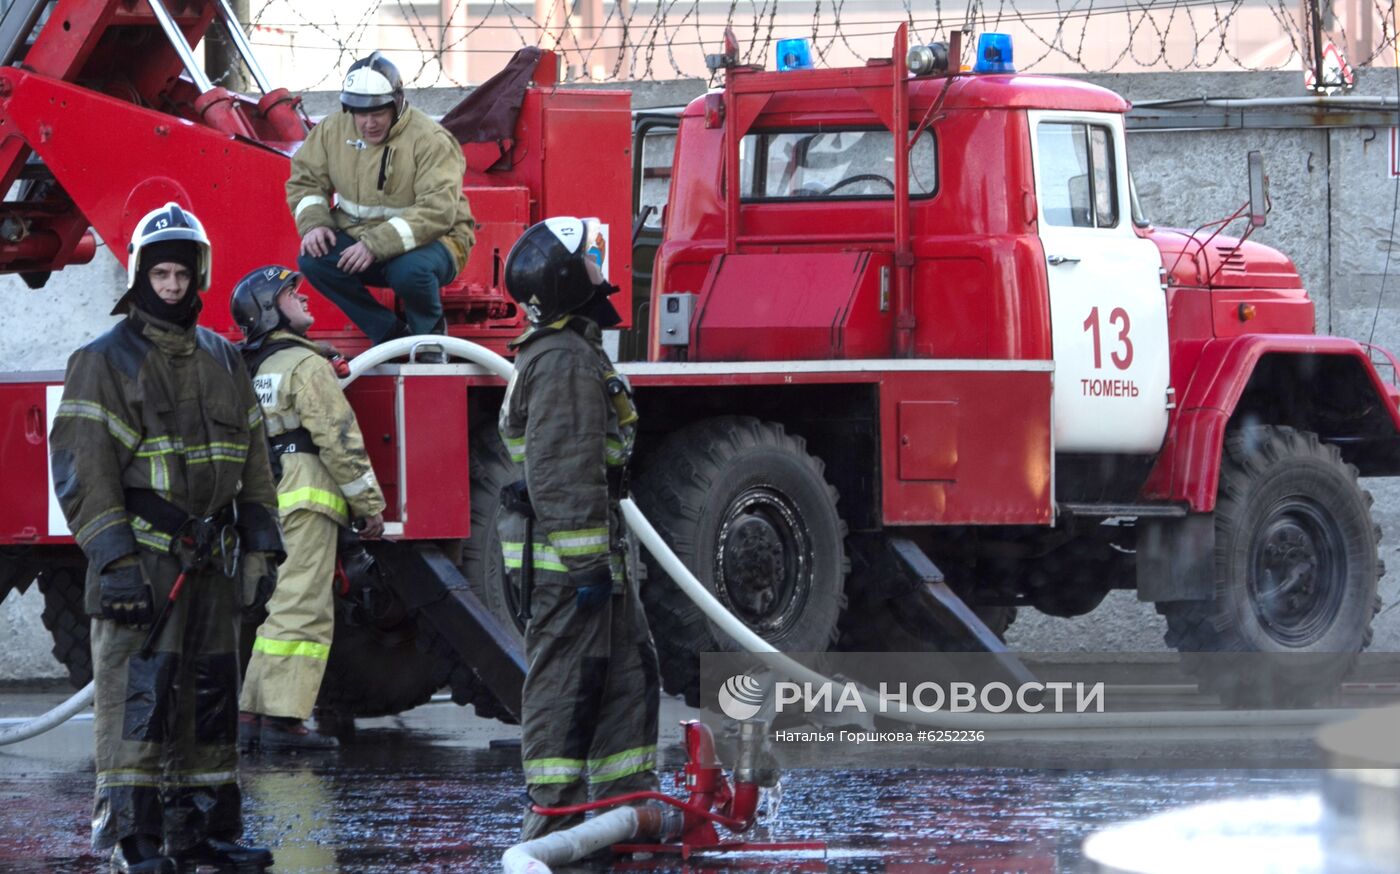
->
xmin=385 ymin=544 xmax=527 ymax=719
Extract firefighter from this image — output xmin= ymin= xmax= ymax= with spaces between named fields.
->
xmin=286 ymin=51 xmax=476 ymax=361
xmin=49 ymin=203 xmax=283 ymax=874
xmin=498 ymin=217 xmax=661 ymax=840
xmin=230 ymin=265 xmax=387 ymax=751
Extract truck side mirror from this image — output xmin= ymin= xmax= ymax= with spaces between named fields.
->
xmin=1248 ymin=151 xmax=1267 ymax=228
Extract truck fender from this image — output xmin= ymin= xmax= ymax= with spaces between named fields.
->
xmin=1141 ymin=333 xmax=1400 ymax=513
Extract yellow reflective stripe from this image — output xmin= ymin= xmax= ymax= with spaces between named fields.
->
xmin=76 ymin=507 xmax=127 ymax=545
xmin=548 ymin=528 xmax=608 ymax=544
xmin=548 ymin=528 xmax=609 ymax=557
xmin=129 ymin=515 xmax=173 ymax=551
xmin=501 ymin=541 xmax=569 ymax=573
xmin=136 ymin=439 xmax=248 ymax=464
xmin=502 ymin=434 xmax=526 ymax=463
xmin=252 ymin=637 xmax=331 ymax=660
xmin=152 ymin=455 xmax=169 ymax=493
xmin=135 ymin=435 xmax=179 ymax=456
xmin=605 ymin=437 xmax=631 ymax=465
xmin=587 ymin=745 xmax=656 ymax=784
xmin=523 ymin=757 xmax=585 ymax=785
xmin=246 ymin=404 xmax=263 ymax=429
xmin=278 ymin=487 xmax=348 ymax=516
xmin=56 ymin=400 xmax=139 ymax=450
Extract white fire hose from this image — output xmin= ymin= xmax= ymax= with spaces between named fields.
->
xmin=500 ymin=807 xmax=641 ymax=874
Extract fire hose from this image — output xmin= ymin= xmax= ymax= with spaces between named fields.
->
xmin=0 ymin=336 xmax=1371 ymax=742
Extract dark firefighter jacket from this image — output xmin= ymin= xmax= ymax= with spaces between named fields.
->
xmin=50 ymin=308 xmax=282 ymax=612
xmin=498 ymin=316 xmax=636 ymax=582
xmin=251 ymin=331 xmax=386 ymax=525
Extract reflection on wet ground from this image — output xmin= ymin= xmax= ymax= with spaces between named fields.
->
xmin=0 ymin=689 xmax=1317 ymax=872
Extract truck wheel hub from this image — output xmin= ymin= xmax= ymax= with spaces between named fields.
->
xmin=715 ymin=488 xmax=811 ymax=632
xmin=1250 ymin=500 xmax=1346 ymax=646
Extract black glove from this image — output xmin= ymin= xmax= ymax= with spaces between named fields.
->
xmin=500 ymin=480 xmax=535 ymax=519
xmin=98 ymin=562 xmax=154 ymax=626
xmin=241 ymin=552 xmax=277 ymax=616
xmin=245 ymin=566 xmax=277 ymax=617
xmin=570 ymin=565 xmax=613 ymax=613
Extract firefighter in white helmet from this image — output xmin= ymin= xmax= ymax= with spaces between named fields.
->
xmin=497 ymin=217 xmax=660 ymax=840
xmin=286 ymin=52 xmax=475 ymax=361
xmin=50 ymin=203 xmax=282 ymax=873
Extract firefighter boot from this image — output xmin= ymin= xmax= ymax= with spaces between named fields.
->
xmin=111 ymin=835 xmax=177 ymax=874
xmin=415 ymin=317 xmax=449 ymax=364
xmin=238 ymin=712 xmax=261 ymax=752
xmin=260 ymin=716 xmax=339 ymax=752
xmin=173 ymin=836 xmax=273 ymax=872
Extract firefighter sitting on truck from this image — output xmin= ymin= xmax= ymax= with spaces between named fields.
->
xmin=498 ymin=217 xmax=662 ymax=840
xmin=286 ymin=51 xmax=476 ymax=363
xmin=231 ymin=265 xmax=386 ymax=752
xmin=49 ymin=203 xmax=283 ymax=874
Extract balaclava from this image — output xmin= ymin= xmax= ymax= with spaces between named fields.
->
xmin=131 ymin=240 xmax=201 ymax=326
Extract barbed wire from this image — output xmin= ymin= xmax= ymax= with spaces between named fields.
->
xmin=246 ymin=0 xmax=1398 ymax=86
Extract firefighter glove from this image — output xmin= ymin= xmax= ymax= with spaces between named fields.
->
xmin=98 ymin=560 xmax=155 ymax=626
xmin=241 ymin=551 xmax=278 ymax=613
xmin=500 ymin=479 xmax=535 ymax=519
xmin=571 ymin=565 xmax=613 ymax=613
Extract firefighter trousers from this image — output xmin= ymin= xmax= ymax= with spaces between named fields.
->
xmin=240 ymin=509 xmax=338 ymax=720
xmin=518 ymin=567 xmax=662 ymax=841
xmin=91 ymin=555 xmax=243 ymax=854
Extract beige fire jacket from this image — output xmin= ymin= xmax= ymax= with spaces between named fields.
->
xmin=250 ymin=331 xmax=386 ymax=526
xmin=285 ymin=106 xmax=476 ymax=272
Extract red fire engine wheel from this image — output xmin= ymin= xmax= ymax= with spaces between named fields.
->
xmin=1162 ymin=425 xmax=1383 ymax=706
xmin=633 ymin=416 xmax=849 ymax=706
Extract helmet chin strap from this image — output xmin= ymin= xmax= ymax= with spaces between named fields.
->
xmin=131 ymin=274 xmax=201 ymax=327
xmin=575 ymin=289 xmax=622 ymax=329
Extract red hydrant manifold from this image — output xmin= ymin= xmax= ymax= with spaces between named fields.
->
xmin=531 ymin=719 xmax=825 ymax=859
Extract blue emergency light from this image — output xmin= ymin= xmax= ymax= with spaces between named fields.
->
xmin=776 ymin=38 xmax=814 ymax=71
xmin=973 ymin=33 xmax=1015 ymax=73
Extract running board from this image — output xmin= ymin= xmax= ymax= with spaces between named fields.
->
xmin=1058 ymin=502 xmax=1188 ymax=518
xmin=886 ymin=538 xmax=1039 ymax=688
xmin=383 ymin=544 xmax=526 ymax=719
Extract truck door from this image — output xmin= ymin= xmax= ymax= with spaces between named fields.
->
xmin=1029 ymin=111 xmax=1169 ymax=454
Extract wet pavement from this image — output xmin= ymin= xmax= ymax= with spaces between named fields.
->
xmin=0 ymin=685 xmax=1320 ymax=873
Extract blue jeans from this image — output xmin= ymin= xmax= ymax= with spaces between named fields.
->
xmin=298 ymin=230 xmax=457 ymax=343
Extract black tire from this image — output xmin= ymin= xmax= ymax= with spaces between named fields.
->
xmin=317 ymin=539 xmax=515 ymax=724
xmin=633 ymin=416 xmax=849 ymax=705
xmin=838 ymin=542 xmax=1015 ymax=652
xmin=317 ymin=612 xmax=448 ymax=718
xmin=1160 ymin=426 xmax=1383 ymax=706
xmin=839 ymin=594 xmax=1015 ymax=653
xmin=461 ymin=426 xmax=524 ymax=643
xmin=38 ymin=566 xmax=92 ymax=689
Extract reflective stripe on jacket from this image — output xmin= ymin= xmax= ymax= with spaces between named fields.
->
xmin=49 ymin=309 xmax=282 ymax=611
xmin=498 ymin=316 xmax=636 ymax=582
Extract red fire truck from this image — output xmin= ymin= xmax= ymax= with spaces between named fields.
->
xmin=0 ymin=2 xmax=1395 ymax=720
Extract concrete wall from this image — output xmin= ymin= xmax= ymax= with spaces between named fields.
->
xmin=4 ymin=72 xmax=1400 ymax=678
